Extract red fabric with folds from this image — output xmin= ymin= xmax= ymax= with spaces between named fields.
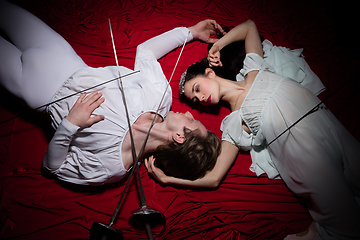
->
xmin=1 ymin=0 xmax=359 ymax=239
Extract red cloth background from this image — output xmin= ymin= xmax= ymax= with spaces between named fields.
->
xmin=1 ymin=0 xmax=359 ymax=239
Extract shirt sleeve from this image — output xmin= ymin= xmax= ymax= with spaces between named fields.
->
xmin=220 ymin=111 xmax=280 ymax=179
xmin=134 ymin=27 xmax=193 ymax=85
xmin=42 ymin=118 xmax=109 ymax=185
xmin=43 ymin=118 xmax=79 ymax=171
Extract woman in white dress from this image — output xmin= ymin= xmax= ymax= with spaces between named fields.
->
xmin=0 ymin=0 xmax=223 ymax=186
xmin=146 ymin=20 xmax=360 ymax=239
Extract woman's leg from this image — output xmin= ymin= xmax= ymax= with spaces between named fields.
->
xmin=0 ymin=0 xmax=87 ymax=109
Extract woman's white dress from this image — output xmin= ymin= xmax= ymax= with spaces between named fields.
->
xmin=221 ymin=51 xmax=360 ymax=239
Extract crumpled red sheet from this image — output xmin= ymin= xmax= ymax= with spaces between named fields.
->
xmin=1 ymin=0 xmax=359 ymax=239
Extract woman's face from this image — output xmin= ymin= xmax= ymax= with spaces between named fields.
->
xmin=183 ymin=74 xmax=219 ymax=105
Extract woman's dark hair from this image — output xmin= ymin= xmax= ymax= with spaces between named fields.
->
xmin=179 ymin=40 xmax=247 ymax=96
xmin=180 ymin=27 xmax=265 ymax=95
xmin=207 ymin=40 xmax=246 ymax=81
xmin=190 ymin=40 xmax=246 ymax=80
xmin=153 ymin=128 xmax=221 ymax=181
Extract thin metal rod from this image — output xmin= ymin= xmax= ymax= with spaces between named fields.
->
xmin=109 ymin=161 xmax=136 ymax=227
xmin=267 ymin=104 xmax=319 ymax=145
xmin=107 ymin=21 xmax=190 ymax=227
xmin=130 ymin=30 xmax=191 ymax=209
xmin=108 ymin=19 xmax=146 ymax=207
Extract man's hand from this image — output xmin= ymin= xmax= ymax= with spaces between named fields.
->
xmin=144 ymin=155 xmax=170 ymax=184
xmin=189 ymin=19 xmax=226 ymax=43
xmin=66 ymin=91 xmax=105 ymax=128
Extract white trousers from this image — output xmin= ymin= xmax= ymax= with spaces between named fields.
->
xmin=0 ymin=0 xmax=87 ymax=109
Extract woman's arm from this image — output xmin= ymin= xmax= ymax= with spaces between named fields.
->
xmin=208 ymin=20 xmax=263 ymax=67
xmin=145 ymin=140 xmax=239 ymax=188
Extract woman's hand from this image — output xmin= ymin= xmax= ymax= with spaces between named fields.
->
xmin=208 ymin=44 xmax=223 ymax=67
xmin=66 ymin=91 xmax=105 ymax=128
xmin=144 ymin=155 xmax=170 ymax=184
xmin=189 ymin=19 xmax=226 ymax=44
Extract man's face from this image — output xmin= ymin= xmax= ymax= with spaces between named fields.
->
xmin=165 ymin=111 xmax=207 ymax=137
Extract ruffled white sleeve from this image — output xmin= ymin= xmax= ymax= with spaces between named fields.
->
xmin=236 ymin=40 xmax=325 ymax=96
xmin=263 ymin=40 xmax=325 ymax=95
xmin=239 ymin=53 xmax=275 ymax=77
xmin=220 ymin=111 xmax=252 ymax=151
xmin=220 ymin=111 xmax=280 ymax=179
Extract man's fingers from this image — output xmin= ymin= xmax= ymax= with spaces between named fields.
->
xmin=149 ymin=156 xmax=156 ymax=168
xmin=89 ymin=96 xmax=105 ymax=110
xmin=81 ymin=91 xmax=101 ymax=103
xmin=144 ymin=156 xmax=156 ymax=172
xmin=216 ymin=24 xmax=226 ymax=35
xmin=80 ymin=92 xmax=105 ymax=111
xmin=88 ymin=115 xmax=105 ymax=126
xmin=208 ymin=20 xmax=225 ymax=35
xmin=76 ymin=92 xmax=87 ymax=103
xmin=89 ymin=92 xmax=103 ymax=103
